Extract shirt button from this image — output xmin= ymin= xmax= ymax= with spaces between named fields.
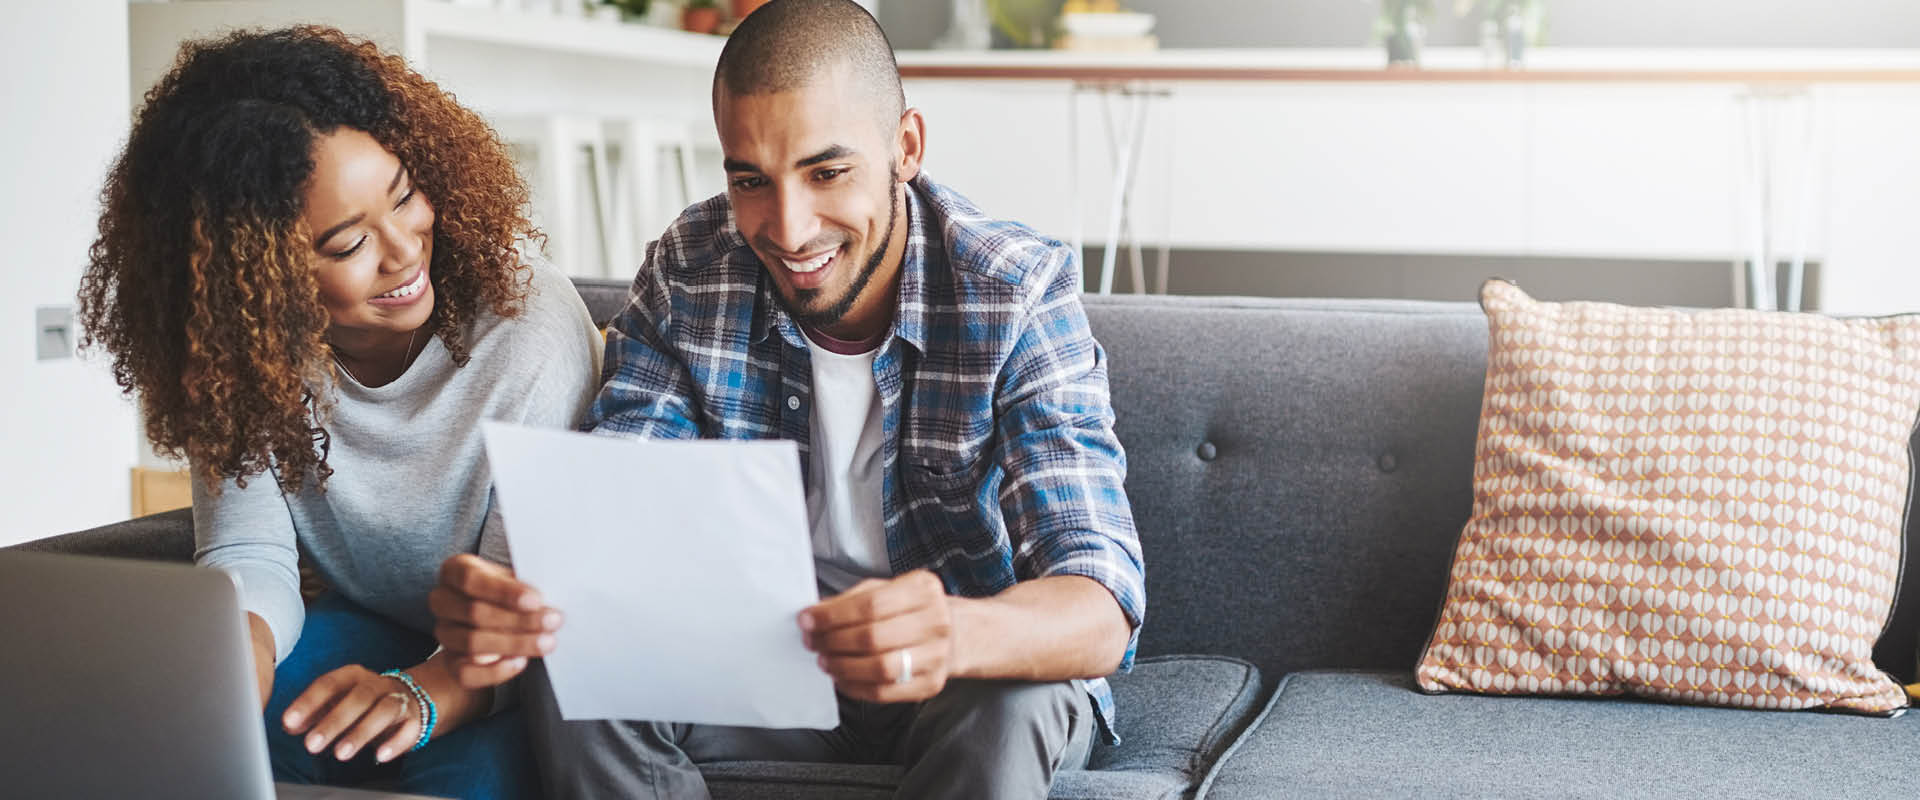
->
xmin=787 ymin=395 xmax=801 ymax=411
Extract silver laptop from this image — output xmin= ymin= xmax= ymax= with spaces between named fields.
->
xmin=0 ymin=550 xmax=441 ymax=800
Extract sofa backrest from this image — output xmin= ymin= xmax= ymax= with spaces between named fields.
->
xmin=574 ymin=278 xmax=1920 ymax=684
xmin=1084 ymin=293 xmax=1489 ymax=679
xmin=1084 ymin=292 xmax=1920 ymax=685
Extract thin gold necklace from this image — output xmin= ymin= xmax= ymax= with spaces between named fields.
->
xmin=332 ymin=327 xmax=421 ymax=385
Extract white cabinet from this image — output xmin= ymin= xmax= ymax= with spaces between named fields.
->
xmin=903 ymin=64 xmax=1920 ymax=312
xmin=1162 ymin=82 xmax=1529 ymax=255
xmin=1523 ymin=85 xmax=1747 ymax=261
xmin=1817 ymin=86 xmax=1920 ymax=315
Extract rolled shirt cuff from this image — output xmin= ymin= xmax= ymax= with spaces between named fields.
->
xmin=217 ymin=562 xmax=307 ymax=664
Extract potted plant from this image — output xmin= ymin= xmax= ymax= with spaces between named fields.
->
xmin=603 ymin=0 xmax=649 ymax=21
xmin=989 ymin=0 xmax=1064 ymax=49
xmin=683 ymin=0 xmax=723 ymax=34
xmin=1456 ymin=0 xmax=1544 ymax=67
xmin=1373 ymin=0 xmax=1433 ymax=66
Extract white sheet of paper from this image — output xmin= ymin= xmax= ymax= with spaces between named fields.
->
xmin=481 ymin=422 xmax=839 ymax=730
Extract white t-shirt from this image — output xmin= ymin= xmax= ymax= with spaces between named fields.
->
xmin=803 ymin=332 xmax=891 ymax=596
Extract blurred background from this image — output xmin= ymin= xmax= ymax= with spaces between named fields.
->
xmin=9 ymin=0 xmax=1920 ymax=537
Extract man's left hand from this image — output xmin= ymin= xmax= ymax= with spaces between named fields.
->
xmin=800 ymin=570 xmax=956 ymax=703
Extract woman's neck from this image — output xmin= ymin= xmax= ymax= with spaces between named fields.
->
xmin=330 ymin=325 xmax=427 ymax=387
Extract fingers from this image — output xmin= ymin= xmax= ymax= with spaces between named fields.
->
xmin=809 ymin=603 xmax=950 ymax=655
xmin=438 ymin=554 xmax=544 ymax=613
xmin=432 ymin=555 xmax=560 ymax=668
xmin=801 ymin=571 xmax=942 ymax=634
xmin=837 ymin=677 xmax=941 ymax=704
xmin=830 ymin=645 xmax=949 ymax=704
xmin=434 ymin=620 xmax=555 ymax=661
xmin=428 ymin=585 xmax=561 ymax=634
xmin=448 ymin=654 xmax=531 ymax=690
xmin=819 ymin=642 xmax=946 ymax=685
xmin=373 ymin=709 xmax=424 ymax=764
xmin=282 ymin=666 xmax=361 ymax=735
xmin=298 ymin=672 xmax=390 ymax=758
xmin=333 ymin=688 xmax=410 ymax=762
xmin=806 ymin=572 xmax=954 ymax=705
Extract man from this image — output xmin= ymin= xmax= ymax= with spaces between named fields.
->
xmin=428 ymin=1 xmax=1144 ymax=796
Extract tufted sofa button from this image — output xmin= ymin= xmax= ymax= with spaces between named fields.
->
xmin=1378 ymin=451 xmax=1398 ymax=473
xmin=1196 ymin=441 xmax=1218 ymax=462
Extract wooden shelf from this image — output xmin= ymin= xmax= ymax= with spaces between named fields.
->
xmin=129 ymin=0 xmax=724 ymax=74
xmin=411 ymin=0 xmax=723 ymax=68
xmin=898 ymin=47 xmax=1920 ymax=84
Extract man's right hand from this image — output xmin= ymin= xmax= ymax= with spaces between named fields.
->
xmin=429 ymin=554 xmax=563 ymax=689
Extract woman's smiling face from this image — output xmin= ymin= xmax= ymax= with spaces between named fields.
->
xmin=303 ymin=127 xmax=436 ymax=346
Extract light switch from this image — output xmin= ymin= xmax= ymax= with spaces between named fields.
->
xmin=36 ymin=306 xmax=73 ymax=361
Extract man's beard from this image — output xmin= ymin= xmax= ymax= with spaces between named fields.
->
xmin=782 ymin=171 xmax=901 ymax=332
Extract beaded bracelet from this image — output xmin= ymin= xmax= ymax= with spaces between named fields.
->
xmin=380 ymin=669 xmax=437 ymax=753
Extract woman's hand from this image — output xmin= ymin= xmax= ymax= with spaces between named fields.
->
xmin=281 ymin=665 xmax=424 ymax=764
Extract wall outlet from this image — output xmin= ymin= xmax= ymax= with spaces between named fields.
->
xmin=36 ymin=305 xmax=74 ymax=361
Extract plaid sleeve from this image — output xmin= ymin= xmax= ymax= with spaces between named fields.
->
xmin=992 ymin=245 xmax=1147 ymax=670
xmin=584 ymin=240 xmax=702 ymax=441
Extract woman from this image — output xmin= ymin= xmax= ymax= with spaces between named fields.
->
xmin=78 ymin=26 xmax=600 ymax=798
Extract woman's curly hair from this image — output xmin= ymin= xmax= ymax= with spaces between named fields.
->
xmin=79 ymin=25 xmax=539 ymax=495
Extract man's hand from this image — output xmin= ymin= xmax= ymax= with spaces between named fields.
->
xmin=428 ymin=554 xmax=562 ymax=689
xmin=800 ymin=570 xmax=956 ymax=704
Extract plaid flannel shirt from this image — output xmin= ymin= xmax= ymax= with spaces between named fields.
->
xmin=587 ymin=174 xmax=1145 ymax=743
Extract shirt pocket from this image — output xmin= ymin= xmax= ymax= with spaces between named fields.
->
xmin=901 ymin=455 xmax=1003 ymax=570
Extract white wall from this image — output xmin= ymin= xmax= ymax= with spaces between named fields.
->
xmin=1 ymin=1 xmax=139 ymax=545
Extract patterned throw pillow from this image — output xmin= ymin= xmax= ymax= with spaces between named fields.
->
xmin=1415 ymin=280 xmax=1920 ymax=714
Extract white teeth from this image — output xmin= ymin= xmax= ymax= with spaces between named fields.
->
xmin=782 ymin=251 xmax=834 ymax=274
xmin=376 ymin=270 xmax=426 ymax=299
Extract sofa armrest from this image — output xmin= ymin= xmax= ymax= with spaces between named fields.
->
xmin=7 ymin=508 xmax=195 ymax=563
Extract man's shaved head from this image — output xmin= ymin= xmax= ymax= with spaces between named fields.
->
xmin=712 ymin=0 xmax=925 ymax=342
xmin=713 ymin=0 xmax=904 ymax=130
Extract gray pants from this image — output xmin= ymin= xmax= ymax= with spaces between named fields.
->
xmin=522 ymin=659 xmax=1094 ymax=800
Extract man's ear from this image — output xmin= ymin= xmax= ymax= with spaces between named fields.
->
xmin=895 ymin=107 xmax=926 ymax=183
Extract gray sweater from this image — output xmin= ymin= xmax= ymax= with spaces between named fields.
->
xmin=193 ymin=262 xmax=602 ymax=662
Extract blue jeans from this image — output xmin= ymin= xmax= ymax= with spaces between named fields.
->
xmin=264 ymin=594 xmax=537 ymax=799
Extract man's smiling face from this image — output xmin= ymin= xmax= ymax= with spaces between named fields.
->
xmin=716 ymin=64 xmax=920 ymax=340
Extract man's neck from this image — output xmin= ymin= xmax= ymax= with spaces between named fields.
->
xmin=802 ymin=321 xmax=888 ymax=355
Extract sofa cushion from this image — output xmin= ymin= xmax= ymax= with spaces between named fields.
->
xmin=705 ymin=762 xmax=1191 ymax=800
xmin=1087 ymin=655 xmax=1264 ymax=776
xmin=705 ymin=655 xmax=1262 ymax=800
xmin=1418 ymin=281 xmax=1920 ymax=713
xmin=1201 ymin=671 xmax=1920 ymax=800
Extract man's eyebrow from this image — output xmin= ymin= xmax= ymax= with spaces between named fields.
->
xmin=796 ymin=145 xmax=853 ymax=168
xmin=314 ymin=214 xmax=365 ymax=251
xmin=723 ymin=146 xmax=855 ymax=175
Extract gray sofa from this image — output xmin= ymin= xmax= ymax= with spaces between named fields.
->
xmin=17 ymin=280 xmax=1920 ymax=799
